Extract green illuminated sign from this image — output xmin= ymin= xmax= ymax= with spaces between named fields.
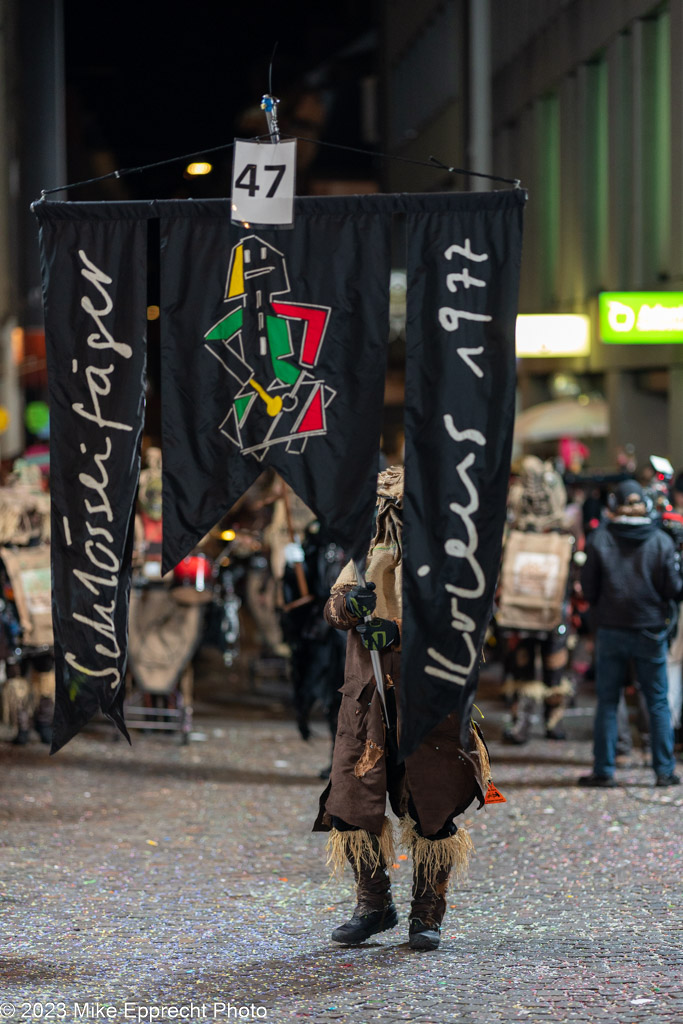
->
xmin=599 ymin=292 xmax=683 ymax=343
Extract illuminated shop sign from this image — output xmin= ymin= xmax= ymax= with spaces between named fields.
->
xmin=515 ymin=314 xmax=590 ymax=357
xmin=599 ymin=292 xmax=683 ymax=343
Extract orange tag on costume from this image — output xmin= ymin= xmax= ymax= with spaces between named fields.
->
xmin=484 ymin=781 xmax=507 ymax=804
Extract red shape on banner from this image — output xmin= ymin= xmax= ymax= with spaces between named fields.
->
xmin=297 ymin=388 xmax=324 ymax=434
xmin=271 ymin=302 xmax=328 ymax=365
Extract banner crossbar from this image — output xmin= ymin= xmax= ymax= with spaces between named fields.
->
xmin=36 ymin=135 xmax=522 ymax=200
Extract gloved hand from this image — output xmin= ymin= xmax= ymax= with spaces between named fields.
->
xmin=356 ymin=617 xmax=400 ymax=651
xmin=345 ymin=581 xmax=377 ymax=618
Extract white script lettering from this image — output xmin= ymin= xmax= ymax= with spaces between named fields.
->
xmin=425 ymin=415 xmax=486 ymax=686
xmin=67 ymin=250 xmax=135 ymax=690
xmin=78 ymin=249 xmax=133 ymax=358
xmin=72 ymin=364 xmax=133 ymax=432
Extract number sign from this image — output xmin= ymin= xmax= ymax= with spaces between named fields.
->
xmin=231 ymin=139 xmax=297 ymax=227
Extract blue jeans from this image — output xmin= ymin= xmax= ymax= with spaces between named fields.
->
xmin=594 ymin=627 xmax=675 ymax=779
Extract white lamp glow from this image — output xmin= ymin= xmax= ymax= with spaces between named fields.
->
xmin=515 ymin=314 xmax=591 ymax=357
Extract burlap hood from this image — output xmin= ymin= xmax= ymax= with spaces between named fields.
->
xmin=332 ymin=465 xmax=403 ymax=620
xmin=508 ymin=455 xmax=566 ymax=532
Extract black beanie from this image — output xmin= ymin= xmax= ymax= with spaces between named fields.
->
xmin=613 ymin=480 xmax=645 ymax=507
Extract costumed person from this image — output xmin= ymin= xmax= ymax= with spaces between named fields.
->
xmin=280 ymin=518 xmax=346 ymax=778
xmin=129 ymin=447 xmax=206 ymax=732
xmin=497 ymin=456 xmax=575 ymax=744
xmin=229 ymin=470 xmax=288 ymax=661
xmin=558 ymin=435 xmax=589 ymax=475
xmin=313 ymin=466 xmax=491 ymax=951
xmin=664 ymin=476 xmax=683 ymax=748
xmin=654 ymin=468 xmax=683 ymax=745
xmin=0 ymin=458 xmax=54 ymax=745
xmin=613 ymin=466 xmax=683 ymax=764
xmin=134 ymin=446 xmax=164 ymax=571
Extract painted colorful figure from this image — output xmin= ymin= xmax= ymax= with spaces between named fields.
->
xmin=205 ymin=235 xmax=334 ymax=460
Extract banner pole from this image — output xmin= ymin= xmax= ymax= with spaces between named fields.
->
xmin=354 ymin=559 xmax=389 ymax=723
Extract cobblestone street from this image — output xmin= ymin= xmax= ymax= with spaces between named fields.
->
xmin=1 ymin=657 xmax=682 ymax=1023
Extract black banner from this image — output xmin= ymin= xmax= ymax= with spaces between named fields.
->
xmin=33 ymin=204 xmax=148 ymax=753
xmin=159 ymin=197 xmax=391 ymax=572
xmin=33 ymin=192 xmax=524 ymax=752
xmin=400 ymin=190 xmax=525 ymax=757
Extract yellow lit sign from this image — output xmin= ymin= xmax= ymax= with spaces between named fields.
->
xmin=515 ymin=315 xmax=591 ymax=358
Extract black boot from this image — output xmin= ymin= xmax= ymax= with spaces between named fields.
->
xmin=409 ymin=860 xmax=450 ymax=951
xmin=403 ymin=821 xmax=473 ymax=952
xmin=329 ymin=830 xmax=398 ymax=944
xmin=502 ymin=692 xmax=537 ymax=745
xmin=34 ymin=697 xmax=54 ymax=745
xmin=13 ymin=708 xmax=31 ymax=746
xmin=331 ymin=887 xmax=398 ymax=944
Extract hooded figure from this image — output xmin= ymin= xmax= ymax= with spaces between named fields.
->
xmin=507 ymin=454 xmax=567 ymax=532
xmin=313 ymin=466 xmax=490 ymax=951
xmin=499 ymin=456 xmax=574 ymax=744
xmin=578 ymin=479 xmax=682 ymax=788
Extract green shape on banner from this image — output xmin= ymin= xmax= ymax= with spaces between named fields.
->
xmin=205 ymin=307 xmax=243 ymax=341
xmin=234 ymin=394 xmax=253 ymax=425
xmin=267 ymin=315 xmax=301 ymax=385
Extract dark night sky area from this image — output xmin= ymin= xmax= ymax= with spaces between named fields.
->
xmin=62 ymin=0 xmax=378 ymax=199
xmin=59 ymin=1 xmax=381 ymax=443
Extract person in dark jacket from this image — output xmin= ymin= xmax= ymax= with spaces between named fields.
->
xmin=280 ymin=520 xmax=346 ymax=776
xmin=578 ymin=479 xmax=682 ymax=788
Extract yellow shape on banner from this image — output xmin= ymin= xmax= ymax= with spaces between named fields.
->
xmin=249 ymin=377 xmax=282 ymax=417
xmin=0 ymin=407 xmax=9 ymax=433
xmin=227 ymin=243 xmax=245 ymax=298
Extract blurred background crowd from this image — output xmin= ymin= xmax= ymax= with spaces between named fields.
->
xmin=1 ymin=435 xmax=682 ymax=785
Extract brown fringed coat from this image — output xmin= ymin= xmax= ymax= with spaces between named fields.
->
xmin=313 ymin=586 xmax=490 ymax=837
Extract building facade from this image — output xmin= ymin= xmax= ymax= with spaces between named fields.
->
xmin=0 ymin=0 xmax=64 ymax=462
xmin=382 ymin=0 xmax=683 ymax=471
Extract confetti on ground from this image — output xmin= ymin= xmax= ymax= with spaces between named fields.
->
xmin=1 ymin=658 xmax=681 ymax=1023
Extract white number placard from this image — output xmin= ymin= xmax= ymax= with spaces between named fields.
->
xmin=231 ymin=139 xmax=297 ymax=227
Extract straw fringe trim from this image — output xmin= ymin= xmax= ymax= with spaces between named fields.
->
xmin=471 ymin=725 xmax=491 ymax=786
xmin=399 ymin=816 xmax=474 ymax=884
xmin=501 ymin=679 xmax=547 ymax=702
xmin=325 ymin=817 xmax=396 ymax=878
xmin=500 ymin=676 xmax=574 ymax=702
